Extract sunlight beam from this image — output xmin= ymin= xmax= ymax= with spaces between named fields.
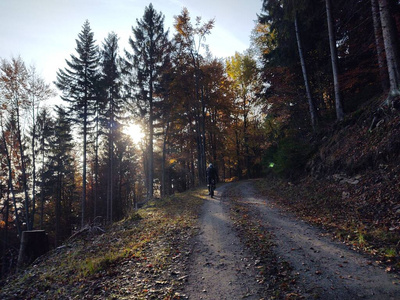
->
xmin=124 ymin=123 xmax=144 ymax=144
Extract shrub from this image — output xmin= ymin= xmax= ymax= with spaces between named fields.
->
xmin=263 ymin=136 xmax=313 ymax=178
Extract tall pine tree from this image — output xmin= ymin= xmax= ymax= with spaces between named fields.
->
xmin=125 ymin=4 xmax=170 ymax=199
xmin=100 ymin=32 xmax=124 ymax=222
xmin=48 ymin=106 xmax=76 ymax=246
xmin=55 ymin=20 xmax=99 ymax=227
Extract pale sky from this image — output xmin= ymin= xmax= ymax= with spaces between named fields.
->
xmin=0 ymin=0 xmax=263 ymax=88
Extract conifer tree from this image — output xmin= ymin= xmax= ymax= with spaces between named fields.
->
xmin=125 ymin=4 xmax=170 ymax=199
xmin=34 ymin=107 xmax=54 ymax=230
xmin=55 ymin=20 xmax=100 ymax=227
xmin=100 ymin=32 xmax=124 ymax=222
xmin=48 ymin=106 xmax=76 ymax=245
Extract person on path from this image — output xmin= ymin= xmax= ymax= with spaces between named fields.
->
xmin=206 ymin=163 xmax=218 ymax=196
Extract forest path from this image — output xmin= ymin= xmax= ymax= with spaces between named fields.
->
xmin=184 ymin=180 xmax=400 ymax=299
xmin=184 ymin=184 xmax=263 ymax=299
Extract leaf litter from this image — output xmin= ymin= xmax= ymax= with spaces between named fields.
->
xmin=0 ymin=191 xmax=203 ymax=299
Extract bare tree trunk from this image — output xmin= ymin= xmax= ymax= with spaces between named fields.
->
xmin=107 ymin=98 xmax=114 ymax=223
xmin=16 ymin=107 xmax=32 ymax=230
xmin=148 ymin=99 xmax=154 ymax=199
xmin=1 ymin=120 xmax=21 ymax=237
xmin=200 ymin=85 xmax=207 ymax=184
xmin=82 ymin=103 xmax=88 ymax=228
xmin=326 ymin=0 xmax=344 ymax=121
xmin=94 ymin=108 xmax=99 ymax=220
xmin=161 ymin=121 xmax=170 ymax=198
xmin=294 ymin=13 xmax=318 ymax=131
xmin=106 ymin=147 xmax=111 ymax=222
xmin=371 ymin=0 xmax=389 ymax=91
xmin=192 ymin=53 xmax=206 ymax=185
xmin=55 ymin=171 xmax=61 ymax=247
xmin=31 ymin=97 xmax=37 ymax=230
xmin=243 ymin=99 xmax=250 ymax=179
xmin=2 ymin=191 xmax=10 ymax=278
xmin=110 ymin=136 xmax=113 ymax=222
xmin=147 ymin=63 xmax=154 ymax=200
xmin=235 ymin=122 xmax=242 ymax=180
xmin=40 ymin=134 xmax=45 ymax=229
xmin=378 ymin=0 xmax=400 ymax=98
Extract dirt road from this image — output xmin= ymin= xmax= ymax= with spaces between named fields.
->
xmin=184 ymin=186 xmax=263 ymax=299
xmin=184 ymin=181 xmax=400 ymax=299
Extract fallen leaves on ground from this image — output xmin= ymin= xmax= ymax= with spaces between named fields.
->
xmin=224 ymin=186 xmax=300 ymax=299
xmin=0 ymin=190 xmax=204 ymax=299
xmin=253 ymin=173 xmax=400 ymax=274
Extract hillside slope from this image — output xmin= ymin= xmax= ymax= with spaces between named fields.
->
xmin=0 ymin=191 xmax=204 ymax=299
xmin=262 ymin=96 xmax=400 ymax=271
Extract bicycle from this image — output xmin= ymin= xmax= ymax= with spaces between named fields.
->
xmin=208 ymin=179 xmax=216 ymax=198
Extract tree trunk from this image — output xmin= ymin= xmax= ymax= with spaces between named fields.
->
xmin=2 ymin=189 xmax=10 ymax=278
xmin=235 ymin=123 xmax=242 ymax=180
xmin=161 ymin=121 xmax=170 ymax=198
xmin=40 ymin=134 xmax=46 ymax=229
xmin=378 ymin=0 xmax=400 ymax=97
xmin=31 ymin=98 xmax=37 ymax=230
xmin=294 ymin=13 xmax=318 ymax=131
xmin=148 ymin=62 xmax=154 ymax=199
xmin=1 ymin=126 xmax=21 ymax=237
xmin=94 ymin=105 xmax=99 ymax=220
xmin=17 ymin=230 xmax=49 ymax=269
xmin=193 ymin=53 xmax=206 ymax=185
xmin=243 ymin=99 xmax=250 ymax=179
xmin=107 ymin=97 xmax=114 ymax=223
xmin=148 ymin=99 xmax=154 ymax=199
xmin=16 ymin=106 xmax=32 ymax=230
xmin=371 ymin=0 xmax=389 ymax=91
xmin=82 ymin=102 xmax=87 ymax=228
xmin=110 ymin=132 xmax=114 ymax=222
xmin=55 ymin=172 xmax=61 ymax=247
xmin=200 ymin=84 xmax=207 ymax=184
xmin=326 ymin=0 xmax=344 ymax=121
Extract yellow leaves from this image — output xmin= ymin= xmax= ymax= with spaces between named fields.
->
xmin=251 ymin=22 xmax=276 ymax=56
xmin=174 ymin=7 xmax=214 ymax=44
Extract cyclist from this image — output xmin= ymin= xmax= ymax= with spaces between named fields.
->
xmin=206 ymin=163 xmax=218 ymax=197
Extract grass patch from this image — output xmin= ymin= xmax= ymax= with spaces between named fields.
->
xmin=0 ymin=188 xmax=205 ymax=299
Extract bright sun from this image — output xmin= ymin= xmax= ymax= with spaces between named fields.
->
xmin=124 ymin=123 xmax=145 ymax=144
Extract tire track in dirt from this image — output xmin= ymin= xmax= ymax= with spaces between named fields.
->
xmin=184 ymin=185 xmax=263 ymax=299
xmin=235 ymin=180 xmax=400 ymax=299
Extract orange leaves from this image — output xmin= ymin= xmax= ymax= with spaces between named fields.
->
xmin=173 ymin=7 xmax=214 ymax=46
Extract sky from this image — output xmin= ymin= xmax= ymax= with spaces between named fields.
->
xmin=0 ymin=0 xmax=263 ymax=88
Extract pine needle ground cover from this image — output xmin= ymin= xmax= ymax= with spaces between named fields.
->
xmin=0 ymin=189 xmax=204 ymax=299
